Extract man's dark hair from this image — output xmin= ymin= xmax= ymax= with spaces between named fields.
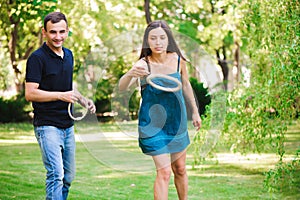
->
xmin=43 ymin=12 xmax=68 ymax=31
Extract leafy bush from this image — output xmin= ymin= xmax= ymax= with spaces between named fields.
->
xmin=224 ymin=0 xmax=300 ymax=193
xmin=0 ymin=94 xmax=30 ymax=123
xmin=189 ymin=77 xmax=211 ymax=116
xmin=264 ymin=149 xmax=300 ymax=193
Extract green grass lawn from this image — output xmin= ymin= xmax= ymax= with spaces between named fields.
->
xmin=0 ymin=121 xmax=299 ymax=200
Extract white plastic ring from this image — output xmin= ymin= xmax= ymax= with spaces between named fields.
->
xmin=68 ymin=102 xmax=88 ymax=121
xmin=146 ymin=74 xmax=182 ymax=92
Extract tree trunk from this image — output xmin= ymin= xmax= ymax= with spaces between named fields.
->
xmin=144 ymin=0 xmax=152 ymax=24
xmin=216 ymin=47 xmax=229 ymax=90
xmin=8 ymin=14 xmax=24 ymax=93
xmin=234 ymin=42 xmax=240 ymax=84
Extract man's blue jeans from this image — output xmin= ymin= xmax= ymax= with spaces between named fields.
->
xmin=34 ymin=126 xmax=76 ymax=200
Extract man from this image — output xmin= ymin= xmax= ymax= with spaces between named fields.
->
xmin=25 ymin=12 xmax=95 ymax=200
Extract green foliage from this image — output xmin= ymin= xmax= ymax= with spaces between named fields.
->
xmin=0 ymin=0 xmax=58 ymax=66
xmin=59 ymin=0 xmax=145 ymax=75
xmin=0 ymin=51 xmax=12 ymax=90
xmin=264 ymin=149 xmax=300 ymax=193
xmin=222 ymin=0 xmax=300 ymax=193
xmin=0 ymin=0 xmax=58 ymax=94
xmin=0 ymin=94 xmax=30 ymax=123
xmin=235 ymin=0 xmax=299 ymax=150
xmin=1 ymin=0 xmax=243 ymax=119
xmin=224 ymin=88 xmax=288 ymax=154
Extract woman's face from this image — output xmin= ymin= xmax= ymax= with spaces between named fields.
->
xmin=147 ymin=27 xmax=168 ymax=54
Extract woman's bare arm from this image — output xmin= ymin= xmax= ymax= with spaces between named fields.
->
xmin=180 ymin=60 xmax=202 ymax=130
xmin=118 ymin=59 xmax=149 ymax=91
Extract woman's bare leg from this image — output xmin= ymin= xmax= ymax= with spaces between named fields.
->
xmin=171 ymin=150 xmax=188 ymax=200
xmin=152 ymin=154 xmax=172 ymax=200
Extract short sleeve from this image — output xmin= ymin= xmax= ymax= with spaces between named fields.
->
xmin=26 ymin=54 xmax=43 ymax=83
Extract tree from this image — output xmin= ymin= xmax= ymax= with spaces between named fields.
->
xmin=144 ymin=0 xmax=151 ymax=24
xmin=141 ymin=0 xmax=247 ymax=91
xmin=223 ymin=0 xmax=299 ymax=191
xmin=57 ymin=0 xmax=146 ymax=115
xmin=0 ymin=0 xmax=57 ymax=92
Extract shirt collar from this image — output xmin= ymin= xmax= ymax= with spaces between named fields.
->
xmin=42 ymin=42 xmax=69 ymax=58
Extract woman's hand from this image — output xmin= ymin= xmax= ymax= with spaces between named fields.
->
xmin=126 ymin=65 xmax=149 ymax=78
xmin=192 ymin=112 xmax=202 ymax=131
xmin=119 ymin=59 xmax=149 ymax=91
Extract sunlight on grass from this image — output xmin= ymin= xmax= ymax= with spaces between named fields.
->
xmin=0 ymin=123 xmax=34 ymax=140
xmin=0 ymin=170 xmax=16 ymax=175
xmin=0 ymin=121 xmax=299 ymax=199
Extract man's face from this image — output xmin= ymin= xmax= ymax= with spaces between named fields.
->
xmin=42 ymin=20 xmax=68 ymax=51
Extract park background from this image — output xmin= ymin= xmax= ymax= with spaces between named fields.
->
xmin=0 ymin=0 xmax=299 ymax=199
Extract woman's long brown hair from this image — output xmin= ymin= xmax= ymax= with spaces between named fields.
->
xmin=139 ymin=20 xmax=187 ymax=62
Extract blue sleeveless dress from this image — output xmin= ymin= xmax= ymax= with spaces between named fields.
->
xmin=138 ymin=56 xmax=190 ymax=156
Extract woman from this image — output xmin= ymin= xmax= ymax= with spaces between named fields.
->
xmin=119 ymin=20 xmax=201 ymax=200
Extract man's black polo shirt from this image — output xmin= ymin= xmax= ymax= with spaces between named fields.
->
xmin=26 ymin=42 xmax=74 ymax=128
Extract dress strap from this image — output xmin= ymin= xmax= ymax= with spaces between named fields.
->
xmin=177 ymin=56 xmax=181 ymax=72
